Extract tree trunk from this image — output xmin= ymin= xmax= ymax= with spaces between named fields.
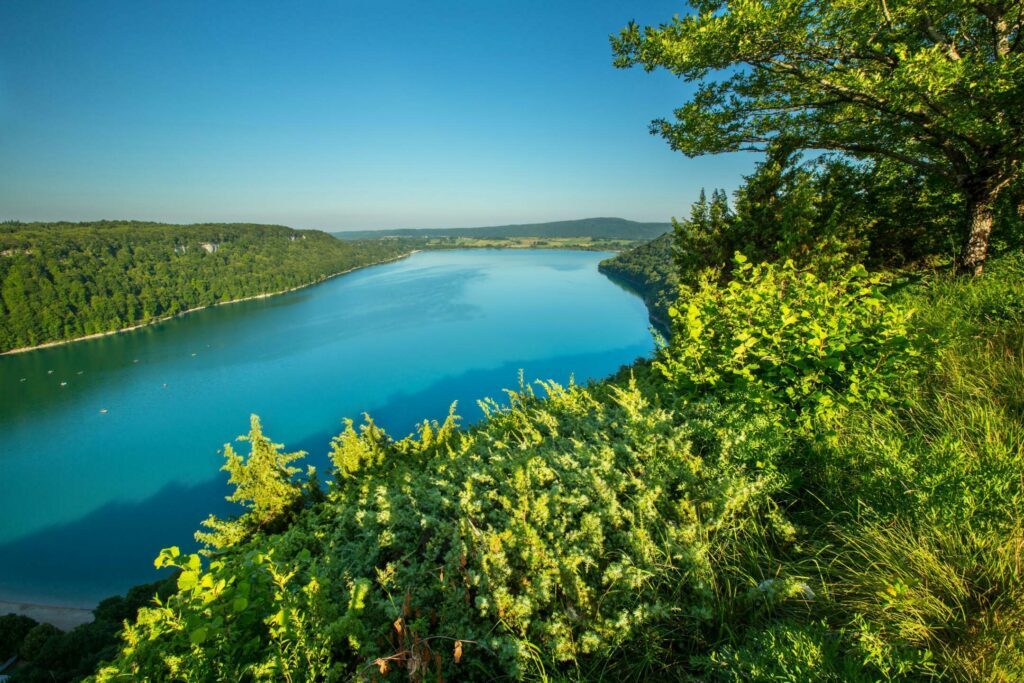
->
xmin=956 ymin=186 xmax=1000 ymax=276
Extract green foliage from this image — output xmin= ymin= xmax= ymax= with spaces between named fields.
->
xmin=612 ymin=0 xmax=1024 ymax=271
xmin=18 ymin=623 xmax=62 ymax=662
xmin=0 ymin=613 xmax=38 ymax=660
xmin=694 ymin=620 xmax=866 ymax=682
xmin=5 ymin=578 xmax=174 ymax=682
xmin=598 ymin=232 xmax=677 ymax=326
xmin=89 ymin=367 xmax=804 ymax=680
xmin=799 ymin=255 xmax=1024 ymax=680
xmin=0 ymin=221 xmax=414 ymax=352
xmin=11 ymin=5 xmax=1024 ymax=680
xmin=656 ymin=255 xmax=917 ymax=431
xmin=78 ymin=251 xmax=1024 ymax=681
xmin=196 ymin=415 xmax=307 ymax=551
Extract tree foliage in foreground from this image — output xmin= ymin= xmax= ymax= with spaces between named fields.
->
xmin=0 ymin=221 xmax=414 ymax=353
xmin=612 ymin=0 xmax=1024 ymax=274
xmin=598 ymin=141 xmax=999 ymax=322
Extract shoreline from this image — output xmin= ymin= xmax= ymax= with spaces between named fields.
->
xmin=0 ymin=599 xmax=95 ymax=631
xmin=1 ymin=250 xmax=418 ymax=356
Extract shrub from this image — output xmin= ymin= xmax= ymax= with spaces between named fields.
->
xmin=656 ymin=255 xmax=918 ymax=432
xmin=0 ymin=613 xmax=38 ymax=660
xmin=19 ymin=623 xmax=62 ymax=661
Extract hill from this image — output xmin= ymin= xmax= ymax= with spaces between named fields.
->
xmin=598 ymin=232 xmax=677 ymax=329
xmin=0 ymin=221 xmax=414 ymax=353
xmin=332 ymin=217 xmax=671 ymax=241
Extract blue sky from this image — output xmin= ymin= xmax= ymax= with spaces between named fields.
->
xmin=0 ymin=1 xmax=755 ymax=230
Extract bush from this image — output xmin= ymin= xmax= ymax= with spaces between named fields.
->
xmin=656 ymin=255 xmax=918 ymax=432
xmin=0 ymin=613 xmax=38 ymax=660
xmin=19 ymin=623 xmax=61 ymax=661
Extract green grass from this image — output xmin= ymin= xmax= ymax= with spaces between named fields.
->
xmin=805 ymin=253 xmax=1024 ymax=681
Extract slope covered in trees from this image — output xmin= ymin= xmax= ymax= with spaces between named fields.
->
xmin=0 ymin=222 xmax=415 ymax=353
xmin=598 ymin=232 xmax=676 ymax=327
xmin=333 ymin=217 xmax=671 ymax=241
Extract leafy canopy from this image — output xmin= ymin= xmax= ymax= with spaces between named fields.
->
xmin=612 ymin=0 xmax=1024 ymax=270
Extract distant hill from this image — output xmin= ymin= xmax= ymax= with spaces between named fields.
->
xmin=333 ymin=217 xmax=671 ymax=241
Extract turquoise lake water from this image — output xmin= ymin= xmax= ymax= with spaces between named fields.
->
xmin=0 ymin=249 xmax=654 ymax=606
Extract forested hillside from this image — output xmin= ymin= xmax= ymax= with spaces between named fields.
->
xmin=598 ymin=232 xmax=676 ymax=327
xmin=0 ymin=222 xmax=414 ymax=353
xmin=333 ymin=217 xmax=671 ymax=241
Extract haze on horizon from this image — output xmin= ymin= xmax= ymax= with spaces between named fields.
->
xmin=0 ymin=0 xmax=754 ymax=232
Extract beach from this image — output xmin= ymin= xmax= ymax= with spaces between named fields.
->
xmin=0 ymin=600 xmax=94 ymax=631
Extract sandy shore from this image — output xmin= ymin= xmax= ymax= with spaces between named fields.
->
xmin=0 ymin=600 xmax=95 ymax=631
xmin=1 ymin=250 xmax=418 ymax=356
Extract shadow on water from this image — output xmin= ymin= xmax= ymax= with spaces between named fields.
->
xmin=0 ymin=345 xmax=650 ymax=606
xmin=0 ymin=476 xmax=232 ymax=607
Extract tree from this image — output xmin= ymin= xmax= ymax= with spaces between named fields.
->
xmin=612 ymin=0 xmax=1023 ymax=274
xmin=196 ymin=415 xmax=305 ymax=550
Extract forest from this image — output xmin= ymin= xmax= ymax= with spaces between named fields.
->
xmin=0 ymin=222 xmax=415 ymax=353
xmin=598 ymin=231 xmax=676 ymax=327
xmin=2 ymin=0 xmax=1024 ymax=680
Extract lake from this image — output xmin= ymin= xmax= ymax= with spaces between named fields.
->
xmin=0 ymin=249 xmax=654 ymax=606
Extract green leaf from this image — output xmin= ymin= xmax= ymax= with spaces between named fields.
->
xmin=177 ymin=571 xmax=198 ymax=591
xmin=154 ymin=546 xmax=181 ymax=569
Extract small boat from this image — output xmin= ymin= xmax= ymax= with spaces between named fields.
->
xmin=100 ymin=409 xmax=108 ymax=414
xmin=60 ymin=381 xmax=67 ymax=386
xmin=77 ymin=371 xmax=84 ymax=375
xmin=19 ymin=378 xmax=26 ymax=382
xmin=47 ymin=370 xmax=54 ymax=374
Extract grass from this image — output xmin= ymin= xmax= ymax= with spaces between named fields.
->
xmin=796 ymin=252 xmax=1024 ymax=681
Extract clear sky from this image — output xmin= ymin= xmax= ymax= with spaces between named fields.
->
xmin=0 ymin=0 xmax=755 ymax=231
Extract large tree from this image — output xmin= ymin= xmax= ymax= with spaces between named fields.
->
xmin=613 ymin=0 xmax=1023 ymax=274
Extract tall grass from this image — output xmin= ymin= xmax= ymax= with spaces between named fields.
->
xmin=803 ymin=253 xmax=1024 ymax=680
